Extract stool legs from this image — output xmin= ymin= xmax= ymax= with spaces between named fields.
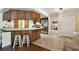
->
xmin=22 ymin=35 xmax=26 ymax=47
xmin=19 ymin=38 xmax=22 ymax=48
xmin=13 ymin=35 xmax=30 ymax=48
xmin=22 ymin=35 xmax=30 ymax=47
xmin=27 ymin=35 xmax=30 ymax=47
xmin=13 ymin=35 xmax=21 ymax=48
xmin=13 ymin=40 xmax=16 ymax=48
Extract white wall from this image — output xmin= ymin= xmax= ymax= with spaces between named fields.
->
xmin=50 ymin=12 xmax=76 ymax=37
xmin=0 ymin=12 xmax=3 ymax=21
xmin=50 ymin=14 xmax=60 ymax=35
xmin=59 ymin=15 xmax=75 ymax=37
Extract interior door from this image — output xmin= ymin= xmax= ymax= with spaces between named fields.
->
xmin=61 ymin=16 xmax=75 ymax=37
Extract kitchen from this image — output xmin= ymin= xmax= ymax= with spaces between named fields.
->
xmin=0 ymin=8 xmax=48 ymax=50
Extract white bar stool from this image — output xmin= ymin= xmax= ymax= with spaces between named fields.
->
xmin=13 ymin=35 xmax=21 ymax=48
xmin=22 ymin=35 xmax=30 ymax=47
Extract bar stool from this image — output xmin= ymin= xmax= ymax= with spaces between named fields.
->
xmin=22 ymin=35 xmax=30 ymax=47
xmin=13 ymin=32 xmax=22 ymax=48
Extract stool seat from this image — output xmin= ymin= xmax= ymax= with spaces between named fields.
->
xmin=13 ymin=35 xmax=21 ymax=48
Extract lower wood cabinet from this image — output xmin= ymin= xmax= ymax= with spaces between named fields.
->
xmin=11 ymin=30 xmax=40 ymax=45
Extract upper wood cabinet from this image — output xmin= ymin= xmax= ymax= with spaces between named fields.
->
xmin=3 ymin=12 xmax=7 ymax=20
xmin=25 ymin=11 xmax=32 ymax=20
xmin=3 ymin=10 xmax=12 ymax=20
xmin=32 ymin=12 xmax=40 ymax=22
xmin=36 ymin=13 xmax=40 ymax=21
xmin=32 ymin=11 xmax=36 ymax=20
xmin=12 ymin=10 xmax=19 ymax=20
xmin=18 ymin=10 xmax=25 ymax=20
xmin=3 ymin=9 xmax=40 ymax=21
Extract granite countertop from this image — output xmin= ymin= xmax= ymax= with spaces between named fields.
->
xmin=2 ymin=27 xmax=43 ymax=31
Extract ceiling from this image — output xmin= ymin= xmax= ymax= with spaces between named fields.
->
xmin=41 ymin=8 xmax=79 ymax=16
xmin=0 ymin=8 xmax=79 ymax=17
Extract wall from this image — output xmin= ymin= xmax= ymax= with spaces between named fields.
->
xmin=50 ymin=14 xmax=59 ymax=35
xmin=59 ymin=11 xmax=79 ymax=32
xmin=50 ymin=11 xmax=79 ymax=36
xmin=75 ymin=11 xmax=79 ymax=32
xmin=0 ymin=12 xmax=3 ymax=21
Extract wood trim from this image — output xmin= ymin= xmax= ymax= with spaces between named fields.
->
xmin=14 ymin=20 xmax=19 ymax=28
xmin=25 ymin=20 xmax=29 ymax=28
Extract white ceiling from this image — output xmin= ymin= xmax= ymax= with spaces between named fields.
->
xmin=41 ymin=8 xmax=79 ymax=16
xmin=0 ymin=8 xmax=79 ymax=17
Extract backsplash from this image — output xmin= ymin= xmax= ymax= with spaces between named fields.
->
xmin=0 ymin=20 xmax=14 ymax=29
xmin=1 ymin=20 xmax=40 ymax=29
xmin=0 ymin=21 xmax=7 ymax=29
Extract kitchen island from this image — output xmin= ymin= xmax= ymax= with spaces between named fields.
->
xmin=3 ymin=27 xmax=42 ymax=45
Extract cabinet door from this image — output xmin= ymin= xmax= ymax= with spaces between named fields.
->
xmin=3 ymin=12 xmax=8 ymax=20
xmin=32 ymin=12 xmax=40 ymax=22
xmin=12 ymin=10 xmax=19 ymax=20
xmin=35 ymin=30 xmax=40 ymax=39
xmin=35 ymin=13 xmax=40 ymax=22
xmin=3 ymin=10 xmax=12 ymax=20
xmin=37 ymin=14 xmax=40 ymax=22
xmin=7 ymin=10 xmax=12 ymax=20
xmin=22 ymin=11 xmax=25 ymax=20
xmin=29 ymin=31 xmax=35 ymax=41
xmin=25 ymin=20 xmax=29 ymax=28
xmin=3 ymin=13 xmax=6 ymax=20
xmin=18 ymin=10 xmax=24 ymax=20
xmin=25 ymin=11 xmax=32 ymax=20
xmin=35 ymin=13 xmax=38 ymax=21
xmin=32 ymin=12 xmax=36 ymax=20
xmin=8 ymin=10 xmax=12 ymax=20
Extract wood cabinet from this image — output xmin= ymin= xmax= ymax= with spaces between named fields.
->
xmin=12 ymin=10 xmax=19 ymax=20
xmin=18 ymin=10 xmax=25 ymax=20
xmin=32 ymin=12 xmax=40 ymax=22
xmin=3 ymin=12 xmax=7 ymax=20
xmin=11 ymin=30 xmax=40 ymax=45
xmin=3 ymin=9 xmax=40 ymax=21
xmin=3 ymin=10 xmax=19 ymax=20
xmin=29 ymin=30 xmax=40 ymax=41
xmin=32 ymin=12 xmax=36 ymax=20
xmin=3 ymin=10 xmax=12 ymax=20
xmin=25 ymin=11 xmax=32 ymax=20
xmin=36 ymin=13 xmax=40 ymax=22
xmin=25 ymin=20 xmax=29 ymax=28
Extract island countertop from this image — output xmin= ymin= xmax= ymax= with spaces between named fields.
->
xmin=2 ymin=27 xmax=43 ymax=31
